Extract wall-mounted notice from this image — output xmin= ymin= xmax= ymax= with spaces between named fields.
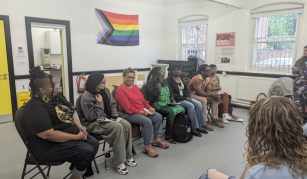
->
xmin=215 ymin=32 xmax=235 ymax=64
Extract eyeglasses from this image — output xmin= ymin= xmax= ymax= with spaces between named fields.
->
xmin=126 ymin=76 xmax=135 ymax=79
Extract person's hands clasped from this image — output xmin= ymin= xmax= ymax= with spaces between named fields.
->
xmin=144 ymin=110 xmax=151 ymax=116
xmin=149 ymin=107 xmax=155 ymax=113
xmin=76 ymin=130 xmax=87 ymax=141
xmin=212 ymin=93 xmax=222 ymax=103
xmin=79 ymin=125 xmax=87 ymax=135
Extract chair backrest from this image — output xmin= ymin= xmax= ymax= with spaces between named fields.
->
xmin=75 ymin=95 xmax=86 ymax=121
xmin=14 ymin=107 xmax=30 ymax=148
xmin=140 ymin=83 xmax=148 ymax=100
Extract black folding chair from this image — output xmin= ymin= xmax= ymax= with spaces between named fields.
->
xmin=14 ymin=107 xmax=83 ymax=179
xmin=75 ymin=95 xmax=112 ymax=173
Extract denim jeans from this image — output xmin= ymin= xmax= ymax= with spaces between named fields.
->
xmin=122 ymin=112 xmax=163 ymax=145
xmin=179 ymin=99 xmax=205 ymax=129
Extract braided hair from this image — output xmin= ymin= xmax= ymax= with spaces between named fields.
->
xmin=147 ymin=67 xmax=162 ymax=83
xmin=29 ymin=66 xmax=54 ymax=98
xmin=145 ymin=67 xmax=168 ymax=105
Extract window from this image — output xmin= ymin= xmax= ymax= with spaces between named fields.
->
xmin=251 ymin=11 xmax=301 ymax=73
xmin=179 ymin=19 xmax=207 ymax=61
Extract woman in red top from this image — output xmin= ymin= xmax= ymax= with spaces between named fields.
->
xmin=115 ymin=68 xmax=169 ymax=158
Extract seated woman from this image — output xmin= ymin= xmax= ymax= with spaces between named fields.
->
xmin=22 ymin=67 xmax=99 ymax=179
xmin=199 ymin=96 xmax=307 ymax=179
xmin=166 ymin=65 xmax=208 ymax=137
xmin=145 ymin=67 xmax=185 ymax=143
xmin=207 ymin=64 xmax=243 ymax=123
xmin=80 ymin=72 xmax=137 ymax=175
xmin=115 ymin=68 xmax=169 ymax=158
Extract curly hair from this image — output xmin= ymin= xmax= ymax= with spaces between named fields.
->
xmin=246 ymin=96 xmax=307 ymax=176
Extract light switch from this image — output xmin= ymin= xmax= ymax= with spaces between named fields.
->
xmin=16 ymin=45 xmax=26 ymax=57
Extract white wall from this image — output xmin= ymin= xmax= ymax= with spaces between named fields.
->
xmin=32 ymin=27 xmax=63 ymax=67
xmin=0 ymin=0 xmax=165 ymax=92
xmin=162 ymin=0 xmax=307 ymax=105
xmin=0 ymin=0 xmax=165 ymax=73
xmin=2 ymin=0 xmax=307 ymax=104
xmin=161 ymin=0 xmax=239 ymax=60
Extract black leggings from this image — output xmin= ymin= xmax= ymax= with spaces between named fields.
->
xmin=40 ymin=135 xmax=99 ymax=172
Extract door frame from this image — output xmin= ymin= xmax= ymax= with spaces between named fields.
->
xmin=0 ymin=15 xmax=17 ymax=116
xmin=25 ymin=17 xmax=74 ymax=103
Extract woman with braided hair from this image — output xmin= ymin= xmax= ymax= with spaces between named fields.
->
xmin=21 ymin=67 xmax=99 ymax=179
xmin=144 ymin=67 xmax=185 ymax=143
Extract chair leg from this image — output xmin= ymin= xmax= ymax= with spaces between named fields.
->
xmin=102 ymin=140 xmax=107 ymax=151
xmin=46 ymin=166 xmax=51 ymax=176
xmin=21 ymin=161 xmax=27 ymax=179
xmin=132 ymin=144 xmax=136 ymax=155
xmin=63 ymin=171 xmax=72 ymax=179
xmin=93 ymin=159 xmax=100 ymax=173
xmin=35 ymin=164 xmax=48 ymax=179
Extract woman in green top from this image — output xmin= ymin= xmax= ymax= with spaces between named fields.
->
xmin=145 ymin=67 xmax=185 ymax=144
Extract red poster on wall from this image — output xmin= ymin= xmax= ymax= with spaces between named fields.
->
xmin=215 ymin=32 xmax=236 ymax=64
xmin=216 ymin=32 xmax=235 ymax=47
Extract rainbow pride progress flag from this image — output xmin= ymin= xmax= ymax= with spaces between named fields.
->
xmin=95 ymin=9 xmax=139 ymax=46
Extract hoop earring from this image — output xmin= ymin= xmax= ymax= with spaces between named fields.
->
xmin=42 ymin=95 xmax=50 ymax=103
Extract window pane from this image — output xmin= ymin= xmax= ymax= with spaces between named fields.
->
xmin=180 ymin=23 xmax=207 ymax=61
xmin=252 ymin=13 xmax=299 ymax=73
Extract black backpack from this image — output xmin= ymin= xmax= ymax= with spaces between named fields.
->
xmin=172 ymin=113 xmax=193 ymax=143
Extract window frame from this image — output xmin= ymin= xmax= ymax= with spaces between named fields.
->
xmin=249 ymin=8 xmax=303 ymax=74
xmin=178 ymin=18 xmax=208 ymax=61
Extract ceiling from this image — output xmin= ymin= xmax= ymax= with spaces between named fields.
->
xmin=162 ymin=0 xmax=244 ymax=8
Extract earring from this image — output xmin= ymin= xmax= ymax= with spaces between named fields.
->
xmin=42 ymin=95 xmax=50 ymax=103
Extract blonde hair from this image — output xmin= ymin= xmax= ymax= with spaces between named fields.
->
xmin=246 ymin=96 xmax=307 ymax=176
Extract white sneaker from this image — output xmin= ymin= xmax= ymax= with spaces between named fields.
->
xmin=125 ymin=158 xmax=137 ymax=167
xmin=116 ymin=163 xmax=128 ymax=175
xmin=229 ymin=115 xmax=244 ymax=122
xmin=223 ymin=113 xmax=232 ymax=120
xmin=222 ymin=114 xmax=230 ymax=124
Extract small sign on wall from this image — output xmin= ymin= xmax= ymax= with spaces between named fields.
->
xmin=215 ymin=32 xmax=235 ymax=64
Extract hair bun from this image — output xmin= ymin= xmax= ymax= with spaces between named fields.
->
xmin=29 ymin=66 xmax=47 ymax=80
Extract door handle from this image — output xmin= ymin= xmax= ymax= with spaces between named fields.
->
xmin=0 ymin=73 xmax=8 ymax=80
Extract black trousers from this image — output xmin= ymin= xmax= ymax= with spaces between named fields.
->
xmin=39 ymin=135 xmax=99 ymax=172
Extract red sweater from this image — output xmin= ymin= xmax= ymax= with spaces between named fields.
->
xmin=115 ymin=84 xmax=151 ymax=114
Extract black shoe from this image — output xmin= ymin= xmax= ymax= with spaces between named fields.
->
xmin=83 ymin=165 xmax=94 ymax=177
xmin=192 ymin=129 xmax=202 ymax=137
xmin=196 ymin=128 xmax=208 ymax=134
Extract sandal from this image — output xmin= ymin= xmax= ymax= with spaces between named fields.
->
xmin=125 ymin=159 xmax=137 ymax=167
xmin=116 ymin=163 xmax=128 ymax=175
xmin=152 ymin=139 xmax=170 ymax=149
xmin=143 ymin=146 xmax=159 ymax=158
